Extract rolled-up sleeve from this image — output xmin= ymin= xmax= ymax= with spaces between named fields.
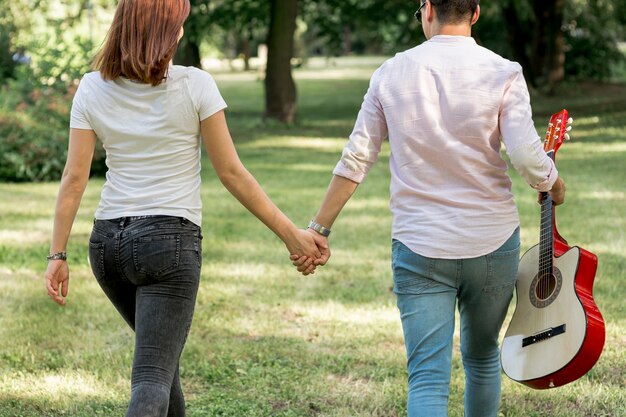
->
xmin=500 ymin=66 xmax=558 ymax=192
xmin=333 ymin=68 xmax=388 ymax=183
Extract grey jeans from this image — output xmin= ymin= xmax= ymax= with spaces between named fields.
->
xmin=89 ymin=216 xmax=202 ymax=417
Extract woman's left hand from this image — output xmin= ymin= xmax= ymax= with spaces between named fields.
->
xmin=45 ymin=260 xmax=70 ymax=305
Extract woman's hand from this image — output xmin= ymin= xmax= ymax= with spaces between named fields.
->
xmin=45 ymin=260 xmax=70 ymax=306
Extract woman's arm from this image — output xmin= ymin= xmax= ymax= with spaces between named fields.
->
xmin=46 ymin=129 xmax=97 ymax=305
xmin=200 ymin=111 xmax=324 ymax=263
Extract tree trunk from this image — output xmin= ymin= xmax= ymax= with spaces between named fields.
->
xmin=264 ymin=0 xmax=298 ymax=123
xmin=502 ymin=0 xmax=565 ymax=90
xmin=531 ymin=0 xmax=565 ymax=90
xmin=545 ymin=0 xmax=566 ymax=91
xmin=342 ymin=25 xmax=352 ymax=55
xmin=240 ymin=36 xmax=252 ymax=71
xmin=174 ymin=37 xmax=202 ymax=68
xmin=502 ymin=1 xmax=536 ymax=86
xmin=530 ymin=0 xmax=549 ymax=85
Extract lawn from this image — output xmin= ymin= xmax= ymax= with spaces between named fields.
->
xmin=0 ymin=60 xmax=624 ymax=416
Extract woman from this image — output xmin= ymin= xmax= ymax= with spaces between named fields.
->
xmin=44 ymin=0 xmax=325 ymax=415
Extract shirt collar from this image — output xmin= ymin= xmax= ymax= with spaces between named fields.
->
xmin=428 ymin=35 xmax=477 ymax=45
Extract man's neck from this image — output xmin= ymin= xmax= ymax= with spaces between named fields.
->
xmin=432 ymin=24 xmax=472 ymax=37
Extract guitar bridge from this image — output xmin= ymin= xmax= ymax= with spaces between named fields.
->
xmin=522 ymin=324 xmax=566 ymax=347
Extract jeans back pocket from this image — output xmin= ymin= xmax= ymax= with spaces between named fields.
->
xmin=132 ymin=235 xmax=180 ymax=278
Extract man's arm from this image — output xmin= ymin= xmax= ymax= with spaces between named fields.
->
xmin=292 ymin=175 xmax=360 ymax=272
xmin=293 ymin=66 xmax=388 ymax=274
xmin=311 ymin=175 xmax=360 ymax=232
xmin=500 ymin=67 xmax=566 ymax=205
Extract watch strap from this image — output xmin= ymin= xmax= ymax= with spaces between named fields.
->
xmin=308 ymin=220 xmax=331 ymax=237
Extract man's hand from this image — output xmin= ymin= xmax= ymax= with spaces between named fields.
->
xmin=45 ymin=260 xmax=69 ymax=306
xmin=550 ymin=176 xmax=566 ymax=205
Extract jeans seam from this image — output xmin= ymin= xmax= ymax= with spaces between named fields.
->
xmin=88 ymin=241 xmax=106 ymax=279
xmin=113 ymin=233 xmax=127 ymax=280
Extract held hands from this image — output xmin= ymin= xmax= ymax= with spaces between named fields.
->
xmin=289 ymin=229 xmax=331 ymax=276
xmin=286 ymin=229 xmax=331 ymax=276
xmin=45 ymin=260 xmax=69 ymax=306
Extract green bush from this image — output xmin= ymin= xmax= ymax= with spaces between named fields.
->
xmin=0 ymin=75 xmax=106 ymax=182
xmin=0 ymin=14 xmax=107 ymax=182
xmin=0 ymin=79 xmax=69 ymax=182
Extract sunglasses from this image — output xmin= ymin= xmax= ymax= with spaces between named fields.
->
xmin=414 ymin=1 xmax=426 ymax=23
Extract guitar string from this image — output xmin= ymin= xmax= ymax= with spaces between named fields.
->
xmin=538 ymin=120 xmax=561 ymax=331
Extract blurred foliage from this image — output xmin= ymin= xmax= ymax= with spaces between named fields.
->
xmin=0 ymin=0 xmax=106 ymax=182
xmin=564 ymin=0 xmax=626 ymax=81
xmin=0 ymin=0 xmax=624 ymax=181
xmin=300 ymin=0 xmax=422 ymax=56
xmin=0 ymin=58 xmax=73 ymax=182
xmin=190 ymin=0 xmax=624 ymax=82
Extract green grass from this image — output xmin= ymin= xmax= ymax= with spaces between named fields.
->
xmin=0 ymin=61 xmax=625 ymax=416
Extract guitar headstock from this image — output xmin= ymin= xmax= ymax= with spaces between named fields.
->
xmin=543 ymin=109 xmax=573 ymax=158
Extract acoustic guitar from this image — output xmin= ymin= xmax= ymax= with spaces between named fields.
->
xmin=500 ymin=109 xmax=605 ymax=389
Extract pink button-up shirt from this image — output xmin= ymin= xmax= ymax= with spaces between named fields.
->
xmin=333 ymin=35 xmax=557 ymax=258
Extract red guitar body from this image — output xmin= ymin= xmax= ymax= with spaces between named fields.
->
xmin=538 ymin=230 xmax=606 ymax=389
xmin=501 ymin=110 xmax=606 ymax=389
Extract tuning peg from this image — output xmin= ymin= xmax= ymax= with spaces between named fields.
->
xmin=564 ymin=133 xmax=571 ymax=141
xmin=568 ymin=117 xmax=573 ymax=124
xmin=566 ymin=125 xmax=572 ymax=132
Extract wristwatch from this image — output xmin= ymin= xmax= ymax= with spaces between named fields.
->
xmin=308 ymin=220 xmax=331 ymax=237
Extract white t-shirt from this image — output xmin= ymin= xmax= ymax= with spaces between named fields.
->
xmin=70 ymin=65 xmax=227 ymax=226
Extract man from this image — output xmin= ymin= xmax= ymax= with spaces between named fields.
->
xmin=293 ymin=1 xmax=566 ymax=416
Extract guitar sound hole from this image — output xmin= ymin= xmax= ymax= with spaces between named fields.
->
xmin=529 ymin=268 xmax=563 ymax=308
xmin=535 ymin=273 xmax=557 ymax=300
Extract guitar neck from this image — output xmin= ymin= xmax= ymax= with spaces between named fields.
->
xmin=539 ymin=192 xmax=555 ymax=272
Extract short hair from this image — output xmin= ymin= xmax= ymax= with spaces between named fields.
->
xmin=94 ymin=0 xmax=191 ymax=86
xmin=429 ymin=0 xmax=480 ymax=25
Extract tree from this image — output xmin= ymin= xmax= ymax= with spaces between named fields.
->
xmin=498 ymin=0 xmax=624 ymax=89
xmin=0 ymin=12 xmax=17 ymax=81
xmin=174 ymin=0 xmax=206 ymax=68
xmin=563 ymin=0 xmax=625 ymax=82
xmin=264 ymin=0 xmax=298 ymax=123
xmin=499 ymin=0 xmax=565 ymax=90
xmin=176 ymin=0 xmax=624 ymax=124
xmin=301 ymin=0 xmax=421 ymax=56
xmin=176 ymin=0 xmax=270 ymax=69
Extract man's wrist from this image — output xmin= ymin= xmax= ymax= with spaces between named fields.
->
xmin=308 ymin=220 xmax=331 ymax=237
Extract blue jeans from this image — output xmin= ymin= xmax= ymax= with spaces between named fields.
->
xmin=392 ymin=228 xmax=520 ymax=417
xmin=89 ymin=216 xmax=202 ymax=417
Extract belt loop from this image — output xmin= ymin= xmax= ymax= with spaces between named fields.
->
xmin=119 ymin=217 xmax=126 ymax=228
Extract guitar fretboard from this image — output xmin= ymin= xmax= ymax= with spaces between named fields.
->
xmin=539 ymin=191 xmax=554 ymax=275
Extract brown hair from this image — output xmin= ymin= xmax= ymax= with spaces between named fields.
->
xmin=430 ymin=0 xmax=479 ymax=25
xmin=93 ymin=0 xmax=190 ymax=86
